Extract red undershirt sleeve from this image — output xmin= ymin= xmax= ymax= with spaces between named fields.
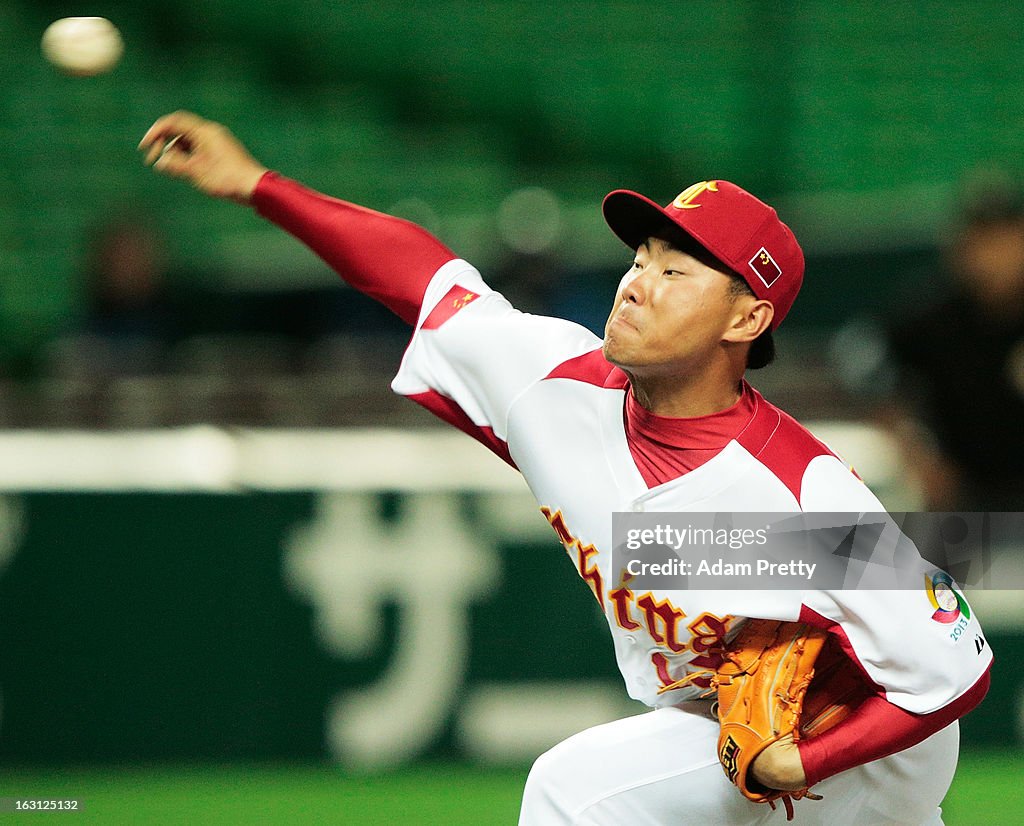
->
xmin=251 ymin=171 xmax=457 ymax=325
xmin=799 ymin=665 xmax=991 ymax=787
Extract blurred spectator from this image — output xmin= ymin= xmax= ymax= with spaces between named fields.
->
xmin=50 ymin=213 xmax=182 ymax=377
xmin=835 ymin=176 xmax=1024 ymax=509
xmin=84 ymin=215 xmax=178 ymax=336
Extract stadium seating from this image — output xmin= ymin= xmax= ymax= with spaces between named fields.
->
xmin=2 ymin=0 xmax=1023 ymax=392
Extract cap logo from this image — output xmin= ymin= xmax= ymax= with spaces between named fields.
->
xmin=748 ymin=247 xmax=782 ymax=288
xmin=672 ymin=181 xmax=719 ymax=209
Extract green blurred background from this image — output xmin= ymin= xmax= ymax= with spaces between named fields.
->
xmin=0 ymin=1 xmax=1022 ymax=823
xmin=2 ymin=0 xmax=1023 ymax=358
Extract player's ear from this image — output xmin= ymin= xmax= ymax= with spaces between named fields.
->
xmin=723 ymin=298 xmax=774 ymax=344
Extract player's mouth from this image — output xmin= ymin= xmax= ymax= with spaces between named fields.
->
xmin=611 ymin=313 xmax=639 ymax=333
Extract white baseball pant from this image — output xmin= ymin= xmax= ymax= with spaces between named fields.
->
xmin=519 ymin=701 xmax=958 ymax=825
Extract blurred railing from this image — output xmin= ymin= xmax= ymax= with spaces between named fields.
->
xmin=0 ymin=327 xmax=874 ymax=430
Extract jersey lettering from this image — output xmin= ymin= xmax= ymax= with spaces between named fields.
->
xmin=608 ymin=571 xmax=641 ymax=631
xmin=636 ymin=592 xmax=687 ymax=653
xmin=651 ymin=652 xmax=677 ymax=691
xmin=541 ymin=507 xmax=604 ymax=608
xmin=687 ymin=612 xmax=731 ymax=657
xmin=649 ymin=612 xmax=731 ymax=692
xmin=685 ymin=612 xmax=730 ymax=678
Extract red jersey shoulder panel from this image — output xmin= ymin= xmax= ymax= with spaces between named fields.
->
xmin=543 ymin=348 xmax=630 ymax=389
xmin=736 ymin=388 xmax=837 ymax=505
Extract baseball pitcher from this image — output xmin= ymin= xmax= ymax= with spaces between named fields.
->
xmin=140 ymin=112 xmax=992 ymax=825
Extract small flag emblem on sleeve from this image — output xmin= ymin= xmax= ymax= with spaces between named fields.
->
xmin=748 ymin=247 xmax=782 ymax=288
xmin=421 ymin=285 xmax=481 ymax=330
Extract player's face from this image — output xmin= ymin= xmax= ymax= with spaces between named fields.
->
xmin=602 ymin=237 xmax=742 ymax=377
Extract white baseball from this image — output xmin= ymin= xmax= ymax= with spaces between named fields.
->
xmin=41 ymin=17 xmax=124 ymax=77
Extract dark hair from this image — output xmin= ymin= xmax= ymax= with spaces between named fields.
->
xmin=727 ymin=274 xmax=775 ymax=369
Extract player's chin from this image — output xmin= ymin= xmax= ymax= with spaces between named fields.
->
xmin=602 ymin=337 xmax=632 ymax=369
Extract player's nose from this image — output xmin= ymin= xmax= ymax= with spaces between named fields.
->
xmin=621 ymin=267 xmax=650 ymax=304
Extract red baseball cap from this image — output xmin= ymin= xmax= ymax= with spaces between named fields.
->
xmin=602 ymin=181 xmax=804 ymax=329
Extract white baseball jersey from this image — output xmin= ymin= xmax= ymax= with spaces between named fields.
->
xmin=392 ymin=257 xmax=992 ymax=716
xmin=251 ymin=170 xmax=986 ymax=823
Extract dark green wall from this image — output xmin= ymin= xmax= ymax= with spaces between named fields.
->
xmin=0 ymin=491 xmax=1016 ymax=764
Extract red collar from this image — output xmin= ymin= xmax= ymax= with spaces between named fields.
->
xmin=625 ymin=380 xmax=758 ymax=449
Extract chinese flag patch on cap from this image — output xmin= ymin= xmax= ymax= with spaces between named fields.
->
xmin=748 ymin=247 xmax=782 ymax=289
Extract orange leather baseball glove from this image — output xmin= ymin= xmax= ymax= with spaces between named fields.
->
xmin=712 ymin=620 xmax=840 ymax=820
